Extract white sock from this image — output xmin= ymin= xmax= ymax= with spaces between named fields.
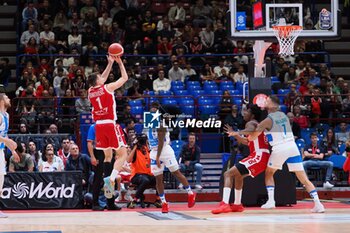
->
xmin=183 ymin=185 xmax=193 ymax=195
xmin=309 ymin=190 xmax=321 ymax=205
xmin=159 ymin=193 xmax=166 ymax=203
xmin=120 ymin=183 xmax=125 ymax=190
xmin=266 ymin=186 xmax=275 ymax=203
xmin=110 ymin=169 xmax=119 ymax=182
xmin=234 ymin=189 xmax=242 ymax=205
xmin=223 ymin=187 xmax=231 ymax=204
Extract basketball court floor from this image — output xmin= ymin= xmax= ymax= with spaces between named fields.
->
xmin=0 ymin=201 xmax=349 ymax=233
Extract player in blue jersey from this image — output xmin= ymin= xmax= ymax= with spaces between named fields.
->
xmin=147 ymin=102 xmax=196 ymax=213
xmin=0 ymin=93 xmax=20 ymax=218
xmin=249 ymin=96 xmax=325 ymax=213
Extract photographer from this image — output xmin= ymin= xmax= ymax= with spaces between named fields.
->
xmin=127 ymin=134 xmax=161 ymax=208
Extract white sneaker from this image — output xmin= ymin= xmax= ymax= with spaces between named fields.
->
xmin=124 ymin=193 xmax=133 ymax=202
xmin=195 ymin=184 xmax=203 ymax=190
xmin=178 ymin=183 xmax=184 ymax=189
xmin=115 ymin=195 xmax=122 ymax=202
xmin=0 ymin=211 xmax=8 ymax=218
xmin=261 ymin=201 xmax=276 ymax=209
xmin=311 ymin=203 xmax=325 ymax=213
xmin=323 ymin=181 xmax=334 ymax=189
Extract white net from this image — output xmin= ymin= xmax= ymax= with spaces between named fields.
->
xmin=272 ymin=25 xmax=302 ymax=57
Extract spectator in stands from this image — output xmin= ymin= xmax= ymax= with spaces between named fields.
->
xmin=191 ymin=0 xmax=213 ymax=28
xmin=0 ymin=57 xmax=10 ymax=86
xmin=183 ymin=63 xmax=197 ymax=80
xmin=124 ymin=118 xmax=136 ymax=147
xmin=287 ymin=112 xmax=301 ymax=140
xmin=214 ymin=59 xmax=229 ymax=79
xmin=342 ymin=92 xmax=350 ymax=115
xmin=168 ymin=2 xmax=186 ymax=27
xmin=293 ymin=105 xmax=309 ymax=129
xmin=172 ymin=37 xmax=188 ymax=55
xmin=39 ymin=14 xmax=53 ymax=32
xmin=8 ymin=142 xmax=34 ymax=172
xmin=39 ymin=24 xmax=55 ymax=46
xmin=199 ymin=24 xmax=215 ymax=52
xmin=157 ymin=37 xmax=172 ymax=64
xmin=179 ymin=133 xmax=203 ymax=189
xmin=344 ymin=140 xmax=350 ymax=184
xmin=138 ymin=68 xmax=155 ymax=92
xmin=200 ymin=63 xmax=215 ymax=82
xmin=19 ymin=87 xmax=36 ymax=129
xmin=224 ymin=104 xmax=244 ymax=130
xmin=119 ymin=104 xmax=136 ymax=124
xmin=36 ymin=90 xmax=55 ymax=131
xmin=322 ymin=128 xmax=339 ymax=156
xmin=219 ymin=90 xmax=233 ymax=120
xmin=234 ymin=48 xmax=249 ymax=65
xmin=60 ymin=89 xmax=76 ymax=117
xmin=28 ymin=140 xmax=40 ymax=171
xmin=214 ymin=22 xmax=227 ymax=45
xmin=22 ymin=1 xmax=38 ymax=30
xmin=303 ymin=133 xmax=334 ymax=189
xmin=98 ymin=11 xmax=112 ymax=28
xmin=168 ymin=60 xmax=185 ymax=82
xmin=57 ymin=78 xmax=71 ymax=97
xmin=188 ymin=35 xmax=203 ymax=54
xmin=295 ymin=60 xmax=306 ymax=77
xmin=335 ymin=122 xmax=350 ymax=144
xmin=40 ymin=147 xmax=62 ymax=172
xmin=127 ymin=80 xmax=142 ymax=100
xmin=65 ymin=144 xmax=91 ymax=189
xmin=53 ymin=68 xmax=66 ymax=95
xmin=308 ymin=69 xmax=320 ymax=87
xmin=53 ymin=11 xmax=68 ymax=31
xmin=68 ymin=26 xmax=82 ymax=51
xmin=110 ymin=0 xmax=125 ymax=19
xmin=153 ymin=70 xmax=171 ymax=93
xmin=75 ymin=89 xmax=91 ymax=114
xmin=38 ymin=0 xmax=54 ymax=20
xmin=310 ymin=88 xmax=322 ymax=124
xmin=127 ymin=134 xmax=161 ymax=208
xmin=57 ymin=137 xmax=70 ymax=167
xmin=20 ymin=25 xmax=40 ymax=49
xmin=80 ymin=0 xmax=97 ymax=19
xmin=231 ymin=65 xmax=247 ymax=83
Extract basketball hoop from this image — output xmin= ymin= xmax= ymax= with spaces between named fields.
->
xmin=272 ymin=25 xmax=302 ymax=57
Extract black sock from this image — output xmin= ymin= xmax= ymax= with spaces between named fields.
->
xmin=103 ymin=162 xmax=112 ymax=178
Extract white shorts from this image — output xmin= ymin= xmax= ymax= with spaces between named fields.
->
xmin=0 ymin=149 xmax=6 ymax=175
xmin=150 ymin=145 xmax=179 ymax=176
xmin=268 ymin=141 xmax=304 ymax=172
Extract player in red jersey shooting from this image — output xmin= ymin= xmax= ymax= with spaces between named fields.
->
xmin=88 ymin=55 xmax=128 ymax=210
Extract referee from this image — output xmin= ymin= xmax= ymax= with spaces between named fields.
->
xmin=87 ymin=124 xmax=121 ymax=211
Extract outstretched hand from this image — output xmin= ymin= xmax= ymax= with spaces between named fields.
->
xmin=114 ymin=56 xmax=123 ymax=64
xmin=224 ymin=124 xmax=238 ymax=137
xmin=107 ymin=55 xmax=116 ymax=63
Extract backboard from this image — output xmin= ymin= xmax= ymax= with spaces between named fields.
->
xmin=229 ymin=0 xmax=341 ymax=40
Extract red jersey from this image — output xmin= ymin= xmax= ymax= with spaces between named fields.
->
xmin=248 ymin=132 xmax=269 ymax=153
xmin=88 ymin=85 xmax=117 ymax=122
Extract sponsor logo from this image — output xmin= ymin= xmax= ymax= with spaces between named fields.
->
xmin=143 ymin=111 xmax=221 ymax=129
xmin=1 ymin=182 xmax=75 ymax=199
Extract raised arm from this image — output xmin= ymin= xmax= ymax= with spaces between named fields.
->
xmin=96 ymin=55 xmax=115 ymax=86
xmin=106 ymin=56 xmax=128 ymax=92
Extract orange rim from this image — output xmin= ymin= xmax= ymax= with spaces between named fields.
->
xmin=272 ymin=25 xmax=302 ymax=38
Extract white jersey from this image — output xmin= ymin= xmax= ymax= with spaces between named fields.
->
xmin=147 ymin=127 xmax=171 ymax=150
xmin=265 ymin=111 xmax=294 ymax=147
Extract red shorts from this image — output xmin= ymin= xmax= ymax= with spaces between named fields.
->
xmin=95 ymin=122 xmax=127 ymax=150
xmin=239 ymin=151 xmax=270 ymax=177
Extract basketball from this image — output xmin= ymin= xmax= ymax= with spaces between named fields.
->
xmin=108 ymin=43 xmax=124 ymax=56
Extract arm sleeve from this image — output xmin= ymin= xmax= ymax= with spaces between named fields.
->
xmin=87 ymin=124 xmax=96 ymax=141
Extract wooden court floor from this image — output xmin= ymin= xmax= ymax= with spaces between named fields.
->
xmin=1 ymin=202 xmax=349 ymax=233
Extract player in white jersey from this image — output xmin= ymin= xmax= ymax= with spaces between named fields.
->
xmin=249 ymin=96 xmax=325 ymax=213
xmin=0 ymin=93 xmax=20 ymax=218
xmin=147 ymin=102 xmax=196 ymax=213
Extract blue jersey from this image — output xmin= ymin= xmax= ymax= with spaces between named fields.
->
xmin=146 ymin=128 xmax=170 ymax=150
xmin=0 ymin=112 xmax=9 ymax=149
